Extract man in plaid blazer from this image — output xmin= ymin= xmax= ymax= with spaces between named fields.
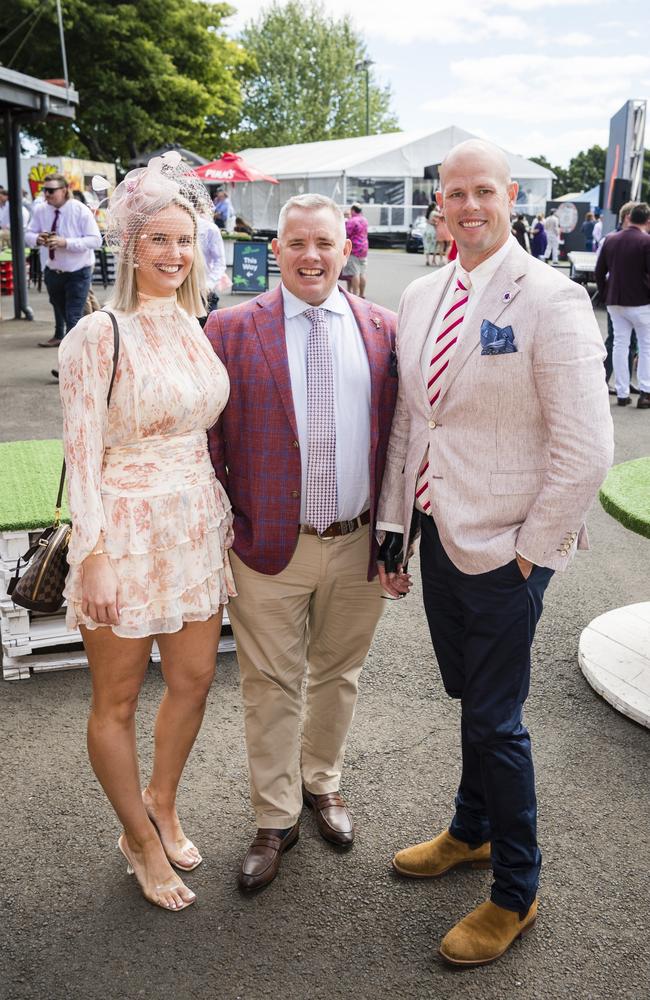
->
xmin=206 ymin=194 xmax=398 ymax=891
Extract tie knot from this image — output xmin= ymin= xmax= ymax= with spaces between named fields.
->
xmin=456 ymin=264 xmax=472 ymax=292
xmin=304 ymin=307 xmax=327 ymax=326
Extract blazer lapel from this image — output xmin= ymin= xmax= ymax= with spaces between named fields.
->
xmin=433 ymin=245 xmax=526 ymax=411
xmin=252 ymin=287 xmax=299 ymax=438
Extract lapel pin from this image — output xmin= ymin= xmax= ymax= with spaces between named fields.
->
xmin=502 ymin=291 xmax=512 ymax=303
xmin=371 ymin=316 xmax=381 ymax=328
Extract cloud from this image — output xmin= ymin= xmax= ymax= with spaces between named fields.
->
xmin=559 ymin=32 xmax=594 ymax=46
xmin=416 ymin=53 xmax=650 ymax=162
xmin=516 ymin=127 xmax=611 ymax=165
xmin=421 ymin=54 xmax=650 ymax=124
xmin=221 ymin=0 xmax=648 ymax=163
xmin=223 ymin=0 xmax=603 ymax=45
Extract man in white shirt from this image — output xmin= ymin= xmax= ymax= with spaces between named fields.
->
xmin=377 ymin=139 xmax=613 ymax=967
xmin=0 ymin=186 xmax=29 ymax=248
xmin=205 ymin=194 xmax=398 ymax=891
xmin=592 ymin=211 xmax=603 ymax=250
xmin=212 ymin=190 xmax=232 ymax=230
xmin=196 ymin=215 xmax=227 ymax=316
xmin=25 ymin=173 xmax=101 ymax=347
xmin=543 ymin=208 xmax=561 ymax=263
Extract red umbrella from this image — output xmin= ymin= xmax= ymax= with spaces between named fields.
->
xmin=193 ymin=151 xmax=278 ymax=184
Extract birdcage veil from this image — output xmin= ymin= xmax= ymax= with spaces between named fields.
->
xmin=93 ymin=151 xmax=213 ymax=315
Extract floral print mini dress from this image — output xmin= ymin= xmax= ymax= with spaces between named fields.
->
xmin=58 ymin=294 xmax=235 ymax=639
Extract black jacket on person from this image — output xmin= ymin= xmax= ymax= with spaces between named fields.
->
xmin=595 ymin=226 xmax=650 ymax=306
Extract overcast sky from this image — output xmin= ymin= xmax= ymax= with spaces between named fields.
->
xmin=225 ymin=0 xmax=650 ymax=166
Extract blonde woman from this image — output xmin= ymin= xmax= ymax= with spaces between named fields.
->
xmin=58 ymin=154 xmax=235 ymax=911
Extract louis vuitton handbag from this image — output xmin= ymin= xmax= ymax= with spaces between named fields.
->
xmin=8 ymin=311 xmax=120 ymax=614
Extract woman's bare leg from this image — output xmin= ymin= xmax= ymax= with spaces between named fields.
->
xmin=143 ymin=613 xmax=223 ymax=867
xmin=82 ymin=625 xmax=195 ymax=909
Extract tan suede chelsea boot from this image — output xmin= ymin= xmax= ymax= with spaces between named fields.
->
xmin=392 ymin=829 xmax=491 ymax=878
xmin=439 ymin=898 xmax=538 ymax=967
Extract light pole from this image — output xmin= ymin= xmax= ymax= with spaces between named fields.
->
xmin=355 ymin=59 xmax=374 ymax=136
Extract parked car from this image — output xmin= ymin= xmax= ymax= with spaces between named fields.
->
xmin=405 ymin=215 xmax=428 ymax=253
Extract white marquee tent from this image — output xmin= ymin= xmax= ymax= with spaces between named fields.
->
xmin=232 ymin=126 xmax=554 ymax=232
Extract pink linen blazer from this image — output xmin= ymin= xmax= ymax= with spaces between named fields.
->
xmin=206 ymin=285 xmax=398 ymax=579
xmin=377 ymin=241 xmax=614 ymax=574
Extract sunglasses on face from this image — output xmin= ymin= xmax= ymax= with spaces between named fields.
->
xmin=43 ymin=187 xmax=64 ymax=194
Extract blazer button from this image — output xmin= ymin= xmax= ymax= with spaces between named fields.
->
xmin=291 ymin=490 xmax=299 ymax=498
xmin=292 ymin=440 xmax=299 ymax=448
xmin=428 ymin=419 xmax=437 ymax=429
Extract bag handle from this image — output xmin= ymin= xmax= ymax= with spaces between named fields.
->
xmin=54 ymin=309 xmax=120 ymax=523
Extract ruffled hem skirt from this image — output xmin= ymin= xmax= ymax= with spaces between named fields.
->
xmin=64 ymin=476 xmax=236 ymax=640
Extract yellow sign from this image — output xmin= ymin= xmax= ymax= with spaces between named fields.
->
xmin=28 ymin=162 xmax=60 ymax=198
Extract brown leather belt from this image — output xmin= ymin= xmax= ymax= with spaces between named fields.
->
xmin=299 ymin=510 xmax=370 ymax=538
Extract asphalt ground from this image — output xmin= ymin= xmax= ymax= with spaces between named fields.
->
xmin=1 ymin=252 xmax=649 ymax=1000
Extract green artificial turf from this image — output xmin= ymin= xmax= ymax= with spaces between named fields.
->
xmin=0 ymin=439 xmax=71 ymax=531
xmin=599 ymin=458 xmax=650 ymax=539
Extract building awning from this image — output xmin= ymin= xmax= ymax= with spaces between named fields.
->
xmin=238 ymin=126 xmax=555 ymax=181
xmin=0 ymin=66 xmax=78 ymax=118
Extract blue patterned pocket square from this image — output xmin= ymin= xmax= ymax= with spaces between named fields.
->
xmin=480 ymin=319 xmax=517 ymax=355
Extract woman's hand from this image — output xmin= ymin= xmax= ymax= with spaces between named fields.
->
xmin=377 ymin=562 xmax=412 ymax=599
xmin=81 ymin=554 xmax=120 ymax=625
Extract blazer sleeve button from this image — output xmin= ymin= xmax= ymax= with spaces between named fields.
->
xmin=292 ymin=440 xmax=299 ymax=448
xmin=291 ymin=490 xmax=299 ymax=498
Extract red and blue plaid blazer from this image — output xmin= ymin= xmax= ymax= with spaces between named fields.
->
xmin=206 ymin=285 xmax=398 ymax=580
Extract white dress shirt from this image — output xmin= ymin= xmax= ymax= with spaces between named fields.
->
xmin=0 ymin=202 xmax=29 ymax=230
xmin=25 ymin=197 xmax=101 ymax=271
xmin=197 ymin=216 xmax=226 ymax=288
xmin=281 ymin=283 xmax=371 ymax=524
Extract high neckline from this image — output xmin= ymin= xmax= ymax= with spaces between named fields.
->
xmin=136 ymin=292 xmax=178 ymax=315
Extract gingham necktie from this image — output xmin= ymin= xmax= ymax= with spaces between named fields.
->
xmin=48 ymin=208 xmax=60 ymax=261
xmin=415 ymin=273 xmax=471 ymax=513
xmin=304 ymin=307 xmax=338 ymax=533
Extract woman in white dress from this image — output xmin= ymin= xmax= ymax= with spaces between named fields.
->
xmin=58 ymin=155 xmax=235 ymax=912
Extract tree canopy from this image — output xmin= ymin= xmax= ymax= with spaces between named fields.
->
xmin=234 ymin=0 xmax=399 ymax=148
xmin=531 ymin=144 xmax=650 ymax=205
xmin=530 ymin=145 xmax=607 ymax=198
xmin=1 ymin=0 xmax=252 ymax=165
xmin=642 ymin=154 xmax=650 ymax=204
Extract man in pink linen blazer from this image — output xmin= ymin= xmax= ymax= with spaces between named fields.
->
xmin=377 ymin=140 xmax=613 ymax=968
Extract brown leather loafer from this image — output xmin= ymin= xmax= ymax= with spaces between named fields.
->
xmin=238 ymin=822 xmax=299 ymax=891
xmin=302 ymin=786 xmax=355 ymax=846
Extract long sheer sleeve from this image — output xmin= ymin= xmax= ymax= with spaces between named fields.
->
xmin=58 ymin=311 xmax=116 ymax=566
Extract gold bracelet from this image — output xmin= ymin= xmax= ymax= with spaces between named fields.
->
xmin=89 ymin=549 xmax=106 ymax=556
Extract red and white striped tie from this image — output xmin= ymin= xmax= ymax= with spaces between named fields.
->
xmin=415 ymin=274 xmax=471 ymax=513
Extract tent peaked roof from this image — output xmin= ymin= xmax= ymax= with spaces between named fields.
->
xmin=237 ymin=127 xmax=555 ymax=180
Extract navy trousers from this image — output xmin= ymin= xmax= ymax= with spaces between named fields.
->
xmin=43 ymin=266 xmax=93 ymax=341
xmin=420 ymin=515 xmax=553 ymax=914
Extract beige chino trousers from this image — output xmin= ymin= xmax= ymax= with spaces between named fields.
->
xmin=228 ymin=525 xmax=383 ymax=828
